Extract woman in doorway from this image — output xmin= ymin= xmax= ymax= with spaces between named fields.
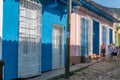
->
xmin=101 ymin=43 xmax=106 ymax=57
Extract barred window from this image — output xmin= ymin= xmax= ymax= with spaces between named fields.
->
xmin=18 ymin=0 xmax=42 ymax=77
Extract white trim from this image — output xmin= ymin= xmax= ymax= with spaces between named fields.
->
xmin=102 ymin=24 xmax=108 ymax=28
xmin=98 ymin=21 xmax=100 ymax=55
xmin=100 ymin=23 xmax=102 ymax=48
xmin=99 ymin=23 xmax=102 ymax=55
xmin=108 ymin=28 xmax=110 ymax=44
xmin=107 ymin=27 xmax=109 ymax=45
xmin=90 ymin=19 xmax=93 ymax=56
xmin=109 ymin=26 xmax=113 ymax=29
xmin=52 ymin=25 xmax=64 ymax=69
xmin=81 ymin=15 xmax=91 ymax=21
xmin=75 ymin=9 xmax=78 ymax=56
xmin=87 ymin=17 xmax=92 ymax=56
xmin=92 ymin=18 xmax=100 ymax=23
xmin=0 ymin=0 xmax=3 ymax=60
xmin=116 ymin=32 xmax=119 ymax=46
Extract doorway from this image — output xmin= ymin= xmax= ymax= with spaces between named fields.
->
xmin=18 ymin=0 xmax=42 ymax=77
xmin=52 ymin=24 xmax=64 ymax=69
xmin=81 ymin=18 xmax=89 ymax=57
xmin=93 ymin=20 xmax=100 ymax=54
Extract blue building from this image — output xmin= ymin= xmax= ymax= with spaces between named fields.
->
xmin=0 ymin=0 xmax=67 ymax=79
xmin=40 ymin=0 xmax=67 ymax=72
xmin=0 ymin=0 xmax=119 ymax=80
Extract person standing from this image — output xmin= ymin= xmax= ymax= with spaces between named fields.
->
xmin=101 ymin=43 xmax=106 ymax=57
xmin=106 ymin=45 xmax=112 ymax=61
xmin=117 ymin=46 xmax=120 ymax=58
xmin=112 ymin=44 xmax=118 ymax=60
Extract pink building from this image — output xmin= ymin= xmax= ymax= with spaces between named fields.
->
xmin=70 ymin=1 xmax=119 ymax=65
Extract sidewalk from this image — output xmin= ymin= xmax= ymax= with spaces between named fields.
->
xmin=28 ymin=59 xmax=102 ymax=80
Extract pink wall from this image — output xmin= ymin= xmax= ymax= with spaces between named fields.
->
xmin=70 ymin=7 xmax=113 ymax=57
xmin=70 ymin=11 xmax=81 ymax=56
xmin=77 ymin=13 xmax=81 ymax=56
xmin=70 ymin=12 xmax=76 ymax=56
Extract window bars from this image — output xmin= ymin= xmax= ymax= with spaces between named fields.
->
xmin=18 ymin=0 xmax=42 ymax=77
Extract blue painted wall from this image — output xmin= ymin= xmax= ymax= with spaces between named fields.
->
xmin=93 ymin=20 xmax=100 ymax=54
xmin=41 ymin=4 xmax=67 ymax=72
xmin=2 ymin=0 xmax=19 ymax=80
xmin=2 ymin=0 xmax=67 ymax=79
xmin=109 ymin=29 xmax=113 ymax=44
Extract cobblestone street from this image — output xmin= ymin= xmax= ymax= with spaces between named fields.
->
xmin=54 ymin=60 xmax=120 ymax=80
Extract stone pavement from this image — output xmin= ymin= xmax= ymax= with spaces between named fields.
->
xmin=28 ymin=58 xmax=101 ymax=80
xmin=69 ymin=60 xmax=120 ymax=80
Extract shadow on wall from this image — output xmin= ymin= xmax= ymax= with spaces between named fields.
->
xmin=2 ymin=39 xmax=41 ymax=79
xmin=4 ymin=0 xmax=67 ymax=20
xmin=70 ymin=44 xmax=91 ymax=66
xmin=41 ymin=42 xmax=66 ymax=72
xmin=2 ymin=40 xmax=18 ymax=80
xmin=40 ymin=0 xmax=67 ymax=20
xmin=41 ymin=43 xmax=52 ymax=72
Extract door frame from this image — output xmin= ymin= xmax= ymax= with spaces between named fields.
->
xmin=18 ymin=0 xmax=42 ymax=77
xmin=52 ymin=24 xmax=64 ymax=69
xmin=80 ymin=16 xmax=90 ymax=57
xmin=92 ymin=19 xmax=100 ymax=54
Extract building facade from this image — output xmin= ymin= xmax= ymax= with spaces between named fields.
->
xmin=113 ymin=23 xmax=120 ymax=46
xmin=112 ymin=9 xmax=120 ymax=46
xmin=70 ymin=0 xmax=118 ymax=65
xmin=40 ymin=0 xmax=67 ymax=72
xmin=0 ymin=0 xmax=67 ymax=80
xmin=0 ymin=0 xmax=119 ymax=80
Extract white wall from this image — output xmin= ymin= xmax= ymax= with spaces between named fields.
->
xmin=0 ymin=0 xmax=3 ymax=60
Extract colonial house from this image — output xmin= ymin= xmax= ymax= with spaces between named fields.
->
xmin=112 ymin=8 xmax=120 ymax=46
xmin=0 ymin=0 xmax=67 ymax=79
xmin=70 ymin=0 xmax=119 ymax=65
xmin=0 ymin=0 xmax=119 ymax=80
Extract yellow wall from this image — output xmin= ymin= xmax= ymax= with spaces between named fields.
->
xmin=118 ymin=33 xmax=120 ymax=47
xmin=113 ymin=23 xmax=120 ymax=46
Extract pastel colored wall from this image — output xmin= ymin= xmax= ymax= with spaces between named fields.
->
xmin=118 ymin=33 xmax=120 ymax=46
xmin=71 ymin=7 xmax=113 ymax=56
xmin=70 ymin=10 xmax=81 ymax=57
xmin=70 ymin=12 xmax=76 ymax=56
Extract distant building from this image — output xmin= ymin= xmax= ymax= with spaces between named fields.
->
xmin=111 ymin=8 xmax=120 ymax=46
